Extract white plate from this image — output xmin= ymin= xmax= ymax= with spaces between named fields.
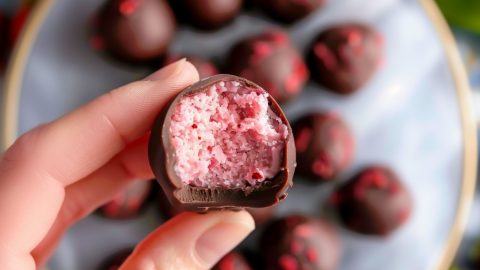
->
xmin=2 ymin=0 xmax=476 ymax=269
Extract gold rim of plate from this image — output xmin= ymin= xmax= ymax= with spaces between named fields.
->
xmin=2 ymin=0 xmax=477 ymax=269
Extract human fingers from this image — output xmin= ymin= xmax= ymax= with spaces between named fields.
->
xmin=120 ymin=211 xmax=255 ymax=270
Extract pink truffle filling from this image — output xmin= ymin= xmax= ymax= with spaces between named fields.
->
xmin=169 ymin=80 xmax=288 ymax=188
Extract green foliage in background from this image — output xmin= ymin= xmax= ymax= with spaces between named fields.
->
xmin=437 ymin=0 xmax=480 ymax=33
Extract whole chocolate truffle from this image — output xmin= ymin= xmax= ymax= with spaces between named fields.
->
xmin=330 ymin=166 xmax=412 ymax=236
xmin=164 ymin=55 xmax=219 ymax=79
xmin=258 ymin=0 xmax=326 ymax=23
xmin=94 ymin=0 xmax=175 ymax=63
xmin=228 ymin=30 xmax=309 ymax=103
xmin=260 ymin=215 xmax=340 ymax=270
xmin=100 ymin=180 xmax=152 ymax=219
xmin=307 ymin=24 xmax=383 ymax=94
xmin=213 ymin=251 xmax=252 ymax=270
xmin=97 ymin=248 xmax=132 ymax=270
xmin=292 ymin=112 xmax=354 ymax=182
xmin=149 ymin=74 xmax=295 ymax=211
xmin=173 ymin=0 xmax=243 ymax=30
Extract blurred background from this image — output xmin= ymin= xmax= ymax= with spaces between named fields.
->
xmin=1 ymin=0 xmax=480 ymax=269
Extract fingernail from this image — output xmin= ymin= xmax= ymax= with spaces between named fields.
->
xmin=195 ymin=213 xmax=254 ymax=267
xmin=144 ymin=58 xmax=186 ymax=80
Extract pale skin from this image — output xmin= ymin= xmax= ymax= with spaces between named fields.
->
xmin=0 ymin=59 xmax=255 ymax=270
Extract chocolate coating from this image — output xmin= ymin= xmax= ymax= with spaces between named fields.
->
xmin=173 ymin=0 xmax=243 ymax=30
xmin=213 ymin=251 xmax=252 ymax=270
xmin=330 ymin=166 xmax=412 ymax=236
xmin=158 ymin=187 xmax=275 ymax=224
xmin=95 ymin=0 xmax=176 ymax=63
xmin=260 ymin=215 xmax=340 ymax=270
xmin=228 ymin=30 xmax=309 ymax=103
xmin=292 ymin=112 xmax=354 ymax=182
xmin=149 ymin=74 xmax=295 ymax=211
xmin=97 ymin=248 xmax=132 ymax=270
xmin=99 ymin=180 xmax=152 ymax=219
xmin=307 ymin=24 xmax=383 ymax=94
xmin=164 ymin=55 xmax=219 ymax=79
xmin=258 ymin=0 xmax=326 ymax=23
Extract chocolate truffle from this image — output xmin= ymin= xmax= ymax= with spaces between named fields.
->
xmin=149 ymin=74 xmax=295 ymax=211
xmin=164 ymin=55 xmax=219 ymax=79
xmin=100 ymin=180 xmax=152 ymax=219
xmin=258 ymin=0 xmax=326 ymax=23
xmin=292 ymin=112 xmax=354 ymax=182
xmin=228 ymin=30 xmax=309 ymax=103
xmin=97 ymin=248 xmax=132 ymax=270
xmin=213 ymin=251 xmax=252 ymax=270
xmin=94 ymin=0 xmax=176 ymax=63
xmin=307 ymin=24 xmax=383 ymax=94
xmin=260 ymin=215 xmax=340 ymax=270
xmin=330 ymin=166 xmax=412 ymax=236
xmin=172 ymin=0 xmax=243 ymax=30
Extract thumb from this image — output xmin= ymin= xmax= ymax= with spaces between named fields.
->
xmin=119 ymin=210 xmax=255 ymax=270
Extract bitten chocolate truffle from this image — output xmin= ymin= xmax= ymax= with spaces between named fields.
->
xmin=307 ymin=24 xmax=383 ymax=94
xmin=292 ymin=112 xmax=354 ymax=182
xmin=260 ymin=215 xmax=340 ymax=270
xmin=213 ymin=251 xmax=253 ymax=270
xmin=258 ymin=0 xmax=326 ymax=23
xmin=330 ymin=166 xmax=412 ymax=236
xmin=228 ymin=30 xmax=309 ymax=103
xmin=149 ymin=74 xmax=295 ymax=211
xmin=173 ymin=0 xmax=243 ymax=30
xmin=164 ymin=55 xmax=219 ymax=79
xmin=94 ymin=0 xmax=176 ymax=63
xmin=97 ymin=248 xmax=132 ymax=270
xmin=100 ymin=181 xmax=152 ymax=219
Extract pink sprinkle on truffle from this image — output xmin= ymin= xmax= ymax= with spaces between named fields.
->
xmin=305 ymin=248 xmax=318 ymax=262
xmin=295 ymin=224 xmax=314 ymax=238
xmin=314 ymin=44 xmax=337 ymax=70
xmin=169 ymin=80 xmax=288 ymax=188
xmin=279 ymin=254 xmax=299 ymax=270
xmin=295 ymin=127 xmax=312 ymax=153
xmin=311 ymin=154 xmax=333 ymax=179
xmin=267 ymin=30 xmax=288 ymax=45
xmin=119 ymin=0 xmax=139 ymax=16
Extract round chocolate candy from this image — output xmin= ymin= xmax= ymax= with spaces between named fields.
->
xmin=172 ymin=0 xmax=243 ymax=30
xmin=260 ymin=215 xmax=340 ymax=270
xmin=330 ymin=166 xmax=412 ymax=236
xmin=94 ymin=0 xmax=176 ymax=63
xmin=307 ymin=24 xmax=383 ymax=94
xmin=213 ymin=251 xmax=252 ymax=270
xmin=227 ymin=30 xmax=309 ymax=104
xmin=97 ymin=248 xmax=132 ymax=270
xmin=164 ymin=55 xmax=219 ymax=79
xmin=292 ymin=112 xmax=354 ymax=183
xmin=258 ymin=0 xmax=327 ymax=23
xmin=149 ymin=74 xmax=295 ymax=211
xmin=99 ymin=180 xmax=152 ymax=219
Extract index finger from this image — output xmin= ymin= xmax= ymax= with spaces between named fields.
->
xmin=0 ymin=60 xmax=199 ymax=259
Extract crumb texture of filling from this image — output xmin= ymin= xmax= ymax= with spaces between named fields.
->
xmin=169 ymin=80 xmax=288 ymax=188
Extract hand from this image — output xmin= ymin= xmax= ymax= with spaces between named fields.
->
xmin=0 ymin=59 xmax=255 ymax=270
